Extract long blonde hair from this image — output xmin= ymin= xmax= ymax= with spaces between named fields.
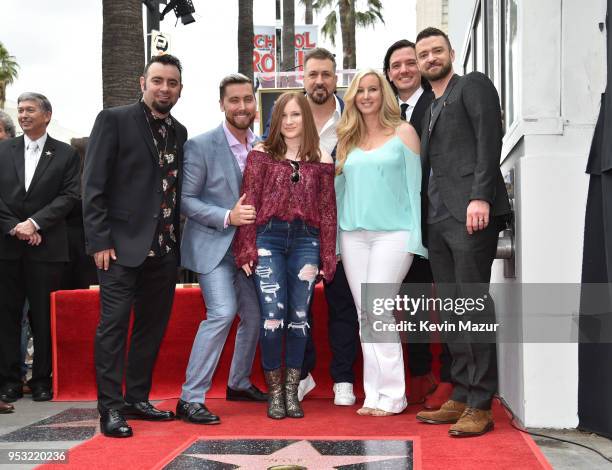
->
xmin=335 ymin=69 xmax=401 ymax=175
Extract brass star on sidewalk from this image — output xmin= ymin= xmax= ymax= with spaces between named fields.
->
xmin=187 ymin=440 xmax=407 ymax=469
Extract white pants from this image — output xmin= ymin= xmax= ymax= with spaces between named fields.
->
xmin=340 ymin=230 xmax=413 ymax=413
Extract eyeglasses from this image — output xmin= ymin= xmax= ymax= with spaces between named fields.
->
xmin=289 ymin=160 xmax=300 ymax=183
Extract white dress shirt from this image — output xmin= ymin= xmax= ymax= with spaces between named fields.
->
xmin=318 ymin=95 xmax=342 ymax=155
xmin=398 ymin=86 xmax=424 ymax=122
xmin=23 ymin=133 xmax=47 ymax=230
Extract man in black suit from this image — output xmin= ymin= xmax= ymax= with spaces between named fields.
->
xmin=413 ymin=28 xmax=511 ymax=437
xmin=0 ymin=93 xmax=80 ymax=404
xmin=83 ymin=54 xmax=187 ymax=438
xmin=383 ymin=39 xmax=453 ymax=410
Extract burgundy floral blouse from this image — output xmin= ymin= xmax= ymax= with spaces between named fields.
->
xmin=233 ymin=149 xmax=337 ymax=282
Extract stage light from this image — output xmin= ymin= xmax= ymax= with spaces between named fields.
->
xmin=160 ymin=0 xmax=196 ymax=25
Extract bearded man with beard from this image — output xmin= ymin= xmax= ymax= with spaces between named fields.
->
xmin=175 ymin=73 xmax=267 ymax=425
xmin=413 ymin=28 xmax=511 ymax=437
xmin=83 ymin=54 xmax=187 ymax=438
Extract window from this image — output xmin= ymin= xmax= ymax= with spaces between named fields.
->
xmin=503 ymin=0 xmax=519 ymax=129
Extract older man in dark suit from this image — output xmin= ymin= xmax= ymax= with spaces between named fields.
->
xmin=413 ymin=28 xmax=511 ymax=437
xmin=83 ymin=54 xmax=187 ymax=438
xmin=0 ymin=93 xmax=80 ymax=405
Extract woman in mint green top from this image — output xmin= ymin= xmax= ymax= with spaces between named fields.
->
xmin=335 ymin=135 xmax=427 ymax=257
xmin=335 ymin=69 xmax=425 ymax=417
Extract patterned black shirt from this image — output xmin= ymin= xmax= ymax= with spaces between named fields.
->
xmin=142 ymin=102 xmax=178 ymax=257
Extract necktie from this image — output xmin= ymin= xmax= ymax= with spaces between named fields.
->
xmin=25 ymin=142 xmax=40 ymax=191
xmin=400 ymin=103 xmax=409 ymax=121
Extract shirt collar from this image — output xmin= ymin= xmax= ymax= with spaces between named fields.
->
xmin=24 ymin=132 xmax=48 ymax=151
xmin=222 ymin=119 xmax=256 ymax=148
xmin=398 ymin=86 xmax=424 ymax=108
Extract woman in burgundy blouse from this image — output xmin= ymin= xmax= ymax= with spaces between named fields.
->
xmin=234 ymin=92 xmax=336 ymax=420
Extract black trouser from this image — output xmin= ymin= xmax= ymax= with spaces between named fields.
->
xmin=426 ymin=216 xmax=500 ymax=410
xmin=301 ymin=261 xmax=359 ymax=383
xmin=95 ymin=252 xmax=177 ymax=411
xmin=0 ymin=258 xmax=62 ymax=389
xmin=403 ymin=256 xmax=452 ymax=382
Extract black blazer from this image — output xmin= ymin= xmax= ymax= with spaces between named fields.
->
xmin=409 ymin=88 xmax=434 ymax=138
xmin=420 ymin=72 xmax=511 ymax=243
xmin=82 ymin=102 xmax=187 ymax=267
xmin=0 ymin=135 xmax=80 ymax=262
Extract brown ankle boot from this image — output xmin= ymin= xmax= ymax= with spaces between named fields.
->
xmin=416 ymin=399 xmax=466 ymax=424
xmin=284 ymin=368 xmax=304 ymax=418
xmin=449 ymin=407 xmax=494 ymax=437
xmin=264 ymin=369 xmax=285 ymax=419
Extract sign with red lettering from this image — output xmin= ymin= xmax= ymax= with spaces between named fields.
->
xmin=253 ymin=25 xmax=318 ymax=75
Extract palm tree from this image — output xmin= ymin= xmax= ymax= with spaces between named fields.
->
xmin=102 ymin=0 xmax=145 ymax=109
xmin=303 ymin=0 xmax=313 ymax=24
xmin=313 ymin=0 xmax=384 ymax=69
xmin=238 ymin=0 xmax=254 ymax=82
xmin=0 ymin=42 xmax=19 ymax=110
xmin=281 ymin=0 xmax=296 ymax=72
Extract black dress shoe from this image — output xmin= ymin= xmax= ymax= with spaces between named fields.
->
xmin=176 ymin=399 xmax=220 ymax=424
xmin=0 ymin=400 xmax=14 ymax=414
xmin=32 ymin=387 xmax=53 ymax=402
xmin=100 ymin=409 xmax=133 ymax=438
xmin=226 ymin=385 xmax=268 ymax=402
xmin=123 ymin=401 xmax=175 ymax=421
xmin=0 ymin=385 xmax=23 ymax=403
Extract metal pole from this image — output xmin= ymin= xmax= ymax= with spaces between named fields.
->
xmin=143 ymin=0 xmax=165 ymax=59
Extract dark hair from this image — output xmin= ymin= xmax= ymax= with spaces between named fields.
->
xmin=263 ymin=92 xmax=321 ymax=163
xmin=219 ymin=73 xmax=253 ymax=100
xmin=143 ymin=54 xmax=183 ymax=81
xmin=415 ymin=27 xmax=452 ymax=50
xmin=17 ymin=92 xmax=52 ymax=114
xmin=70 ymin=137 xmax=89 ymax=174
xmin=0 ymin=111 xmax=16 ymax=138
xmin=304 ymin=47 xmax=336 ymax=69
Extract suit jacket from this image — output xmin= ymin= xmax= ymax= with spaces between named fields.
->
xmin=180 ymin=124 xmax=245 ymax=275
xmin=409 ymin=88 xmax=434 ymax=138
xmin=420 ymin=72 xmax=511 ymax=244
xmin=82 ymin=102 xmax=187 ymax=267
xmin=0 ymin=135 xmax=80 ymax=262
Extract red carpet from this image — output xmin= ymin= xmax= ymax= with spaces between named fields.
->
xmin=51 ymin=284 xmax=364 ymax=401
xmin=38 ymin=398 xmax=551 ymax=470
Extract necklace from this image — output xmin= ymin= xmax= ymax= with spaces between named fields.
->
xmin=142 ymin=105 xmax=169 ymax=163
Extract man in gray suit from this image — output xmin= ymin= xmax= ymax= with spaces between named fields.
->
xmin=413 ymin=28 xmax=511 ymax=437
xmin=176 ymin=73 xmax=266 ymax=424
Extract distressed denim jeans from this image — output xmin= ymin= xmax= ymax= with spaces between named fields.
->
xmin=253 ymin=218 xmax=320 ymax=371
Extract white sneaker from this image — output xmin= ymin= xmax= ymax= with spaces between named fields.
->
xmin=333 ymin=382 xmax=356 ymax=406
xmin=297 ymin=373 xmax=316 ymax=401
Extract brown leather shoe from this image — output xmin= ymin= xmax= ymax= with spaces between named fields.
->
xmin=416 ymin=399 xmax=466 ymax=424
xmin=423 ymin=382 xmax=453 ymax=410
xmin=449 ymin=407 xmax=494 ymax=437
xmin=407 ymin=372 xmax=437 ymax=405
xmin=0 ymin=400 xmax=14 ymax=414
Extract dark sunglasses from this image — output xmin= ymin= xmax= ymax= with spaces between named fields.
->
xmin=289 ymin=160 xmax=300 ymax=183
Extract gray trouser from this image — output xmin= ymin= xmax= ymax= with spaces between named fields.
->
xmin=181 ymin=252 xmax=260 ymax=403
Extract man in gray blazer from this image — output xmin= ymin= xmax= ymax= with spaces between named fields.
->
xmin=413 ymin=28 xmax=511 ymax=437
xmin=176 ymin=74 xmax=266 ymax=424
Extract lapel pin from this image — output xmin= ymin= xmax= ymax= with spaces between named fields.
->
xmin=45 ymin=150 xmax=53 ymax=157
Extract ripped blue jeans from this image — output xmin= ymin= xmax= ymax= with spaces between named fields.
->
xmin=253 ymin=218 xmax=320 ymax=371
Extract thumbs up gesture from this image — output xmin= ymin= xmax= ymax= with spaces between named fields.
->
xmin=229 ymin=193 xmax=257 ymax=226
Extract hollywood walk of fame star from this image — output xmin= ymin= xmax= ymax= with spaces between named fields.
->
xmin=187 ymin=440 xmax=408 ymax=469
xmin=37 ymin=418 xmax=100 ymax=435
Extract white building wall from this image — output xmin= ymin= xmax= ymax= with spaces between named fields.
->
xmin=449 ymin=0 xmax=606 ymax=428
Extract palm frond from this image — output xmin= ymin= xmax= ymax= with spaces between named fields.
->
xmin=320 ymin=10 xmax=338 ymax=46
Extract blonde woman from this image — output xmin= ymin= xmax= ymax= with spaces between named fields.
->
xmin=335 ymin=69 xmax=427 ymax=416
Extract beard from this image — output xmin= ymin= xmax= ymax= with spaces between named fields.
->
xmin=422 ymin=60 xmax=453 ymax=82
xmin=307 ymin=86 xmax=333 ymax=105
xmin=151 ymin=100 xmax=175 ymax=115
xmin=226 ymin=112 xmax=254 ymax=130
